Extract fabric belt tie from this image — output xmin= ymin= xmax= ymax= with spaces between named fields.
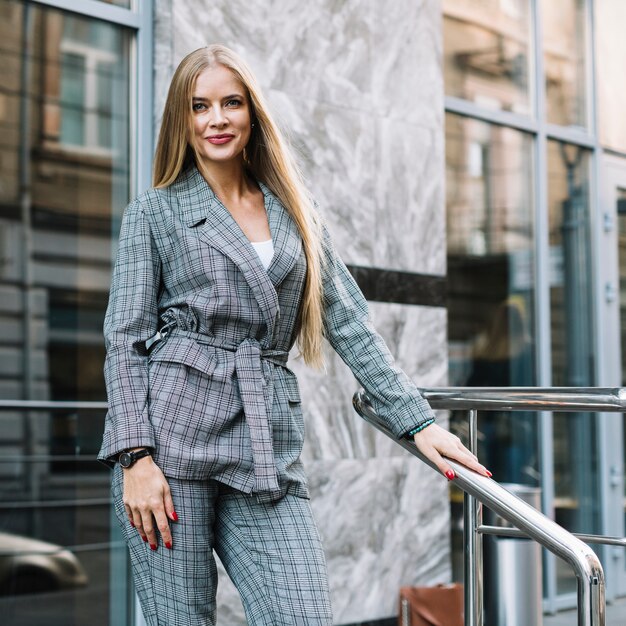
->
xmin=148 ymin=328 xmax=287 ymax=497
xmin=235 ymin=339 xmax=287 ymax=496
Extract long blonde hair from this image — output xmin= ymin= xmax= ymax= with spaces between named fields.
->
xmin=153 ymin=45 xmax=325 ymax=368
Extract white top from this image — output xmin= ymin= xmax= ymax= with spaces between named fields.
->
xmin=251 ymin=239 xmax=274 ymax=270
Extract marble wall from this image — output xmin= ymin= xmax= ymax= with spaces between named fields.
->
xmin=154 ymin=1 xmax=449 ymax=623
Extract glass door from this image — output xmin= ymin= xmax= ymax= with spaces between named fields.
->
xmin=598 ymin=155 xmax=626 ymax=600
xmin=547 ymin=141 xmax=600 ymax=602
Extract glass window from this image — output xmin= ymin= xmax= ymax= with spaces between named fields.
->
xmin=60 ymin=52 xmax=87 ymax=145
xmin=58 ymin=16 xmax=126 ymax=152
xmin=542 ymin=0 xmax=587 ymax=129
xmin=548 ymin=142 xmax=593 ymax=386
xmin=446 ymin=113 xmax=538 ymax=579
xmin=547 ymin=140 xmax=598 ymax=595
xmin=447 ymin=112 xmax=537 ymax=471
xmin=443 ymin=0 xmax=532 ymax=115
xmin=0 ymin=1 xmax=131 ymax=623
xmin=595 ymin=0 xmax=626 ymax=152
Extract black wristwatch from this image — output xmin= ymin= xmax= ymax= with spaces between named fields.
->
xmin=118 ymin=448 xmax=152 ymax=468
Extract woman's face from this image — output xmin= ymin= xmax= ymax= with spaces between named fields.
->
xmin=191 ymin=64 xmax=252 ymax=167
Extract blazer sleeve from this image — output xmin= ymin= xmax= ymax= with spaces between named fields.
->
xmin=320 ymin=226 xmax=436 ymax=438
xmin=98 ymin=198 xmax=159 ymax=466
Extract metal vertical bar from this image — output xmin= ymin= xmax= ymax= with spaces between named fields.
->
xmin=131 ymin=3 xmax=153 ymax=624
xmin=586 ymin=0 xmax=617 ymax=605
xmin=464 ymin=409 xmax=483 ymax=626
xmin=530 ymin=0 xmax=558 ymax=610
xmin=576 ymin=569 xmax=604 ymax=626
xmin=133 ymin=0 xmax=153 ymax=195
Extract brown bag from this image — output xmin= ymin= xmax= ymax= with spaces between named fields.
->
xmin=398 ymin=583 xmax=464 ymax=626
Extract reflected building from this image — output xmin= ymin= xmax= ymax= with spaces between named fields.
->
xmin=2 ymin=0 xmax=626 ymax=624
xmin=0 ymin=2 xmax=130 ymax=624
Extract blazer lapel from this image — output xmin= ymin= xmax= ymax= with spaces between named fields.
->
xmin=173 ymin=166 xmax=281 ymax=344
xmin=259 ymin=182 xmax=303 ymax=288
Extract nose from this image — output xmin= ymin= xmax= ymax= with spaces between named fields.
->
xmin=209 ymin=105 xmax=227 ymax=128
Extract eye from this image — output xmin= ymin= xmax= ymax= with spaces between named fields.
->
xmin=192 ymin=102 xmax=207 ymax=112
xmin=225 ymin=99 xmax=242 ymax=107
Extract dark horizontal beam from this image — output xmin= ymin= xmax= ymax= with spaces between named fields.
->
xmin=346 ymin=265 xmax=447 ymax=308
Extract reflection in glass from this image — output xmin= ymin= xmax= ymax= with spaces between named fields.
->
xmin=0 ymin=1 xmax=131 ymax=623
xmin=547 ymin=141 xmax=598 ymax=594
xmin=443 ymin=0 xmax=531 ymax=115
xmin=595 ymin=0 xmax=626 ymax=152
xmin=447 ymin=113 xmax=536 ymax=477
xmin=542 ymin=0 xmax=587 ymax=128
xmin=446 ymin=113 xmax=537 ymax=579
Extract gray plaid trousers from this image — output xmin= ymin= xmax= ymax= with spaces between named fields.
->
xmin=112 ymin=466 xmax=333 ymax=625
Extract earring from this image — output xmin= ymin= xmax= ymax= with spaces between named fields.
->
xmin=251 ymin=122 xmax=255 ymax=128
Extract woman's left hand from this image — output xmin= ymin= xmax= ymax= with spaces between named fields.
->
xmin=413 ymin=423 xmax=492 ymax=480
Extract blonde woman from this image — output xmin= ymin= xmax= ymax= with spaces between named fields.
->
xmin=99 ymin=45 xmax=490 ymax=625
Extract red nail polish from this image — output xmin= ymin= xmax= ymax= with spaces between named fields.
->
xmin=141 ymin=535 xmax=148 ymax=543
xmin=171 ymin=511 xmax=179 ymax=522
xmin=165 ymin=541 xmax=172 ymax=549
xmin=445 ymin=470 xmax=455 ymax=480
xmin=130 ymin=520 xmax=135 ymax=528
xmin=486 ymin=470 xmax=493 ymax=478
xmin=150 ymin=543 xmax=157 ymax=551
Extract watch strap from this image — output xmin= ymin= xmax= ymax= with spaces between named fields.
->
xmin=120 ymin=448 xmax=152 ymax=467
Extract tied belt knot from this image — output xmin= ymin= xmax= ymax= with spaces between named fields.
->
xmin=147 ymin=327 xmax=287 ymax=497
xmin=234 ymin=338 xmax=286 ymax=497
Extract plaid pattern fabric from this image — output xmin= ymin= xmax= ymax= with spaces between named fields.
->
xmin=98 ymin=164 xmax=435 ymax=500
xmin=111 ymin=466 xmax=333 ymax=625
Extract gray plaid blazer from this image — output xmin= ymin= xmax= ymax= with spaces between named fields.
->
xmin=98 ymin=165 xmax=435 ymax=501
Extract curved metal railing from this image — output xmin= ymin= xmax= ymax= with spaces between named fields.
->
xmin=351 ymin=388 xmax=626 ymax=626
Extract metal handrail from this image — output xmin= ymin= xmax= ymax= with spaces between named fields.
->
xmin=420 ymin=387 xmax=626 ymax=412
xmin=0 ymin=400 xmax=108 ymax=410
xmin=353 ymin=388 xmax=611 ymax=626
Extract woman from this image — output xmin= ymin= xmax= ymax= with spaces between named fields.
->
xmin=99 ymin=44 xmax=490 ymax=625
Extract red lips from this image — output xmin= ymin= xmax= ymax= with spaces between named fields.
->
xmin=207 ymin=134 xmax=235 ymax=144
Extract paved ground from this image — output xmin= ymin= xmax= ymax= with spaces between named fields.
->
xmin=544 ymin=596 xmax=626 ymax=625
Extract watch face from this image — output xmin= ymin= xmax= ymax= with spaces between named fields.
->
xmin=119 ymin=452 xmax=132 ymax=468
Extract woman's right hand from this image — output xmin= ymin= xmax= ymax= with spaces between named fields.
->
xmin=122 ymin=452 xmax=178 ymax=550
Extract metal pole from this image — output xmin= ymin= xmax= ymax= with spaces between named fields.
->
xmin=464 ymin=409 xmax=483 ymax=626
xmin=577 ymin=569 xmax=605 ymax=626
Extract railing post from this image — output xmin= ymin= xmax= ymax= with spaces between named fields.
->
xmin=577 ymin=571 xmax=605 ymax=626
xmin=464 ymin=408 xmax=483 ymax=626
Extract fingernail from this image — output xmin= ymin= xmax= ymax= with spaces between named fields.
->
xmin=141 ymin=535 xmax=148 ymax=543
xmin=486 ymin=470 xmax=493 ymax=478
xmin=165 ymin=541 xmax=172 ymax=549
xmin=171 ymin=511 xmax=179 ymax=522
xmin=445 ymin=469 xmax=455 ymax=481
xmin=130 ymin=520 xmax=135 ymax=528
xmin=150 ymin=543 xmax=157 ymax=551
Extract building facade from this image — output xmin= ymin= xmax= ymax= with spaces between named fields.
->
xmin=1 ymin=0 xmax=625 ymax=624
